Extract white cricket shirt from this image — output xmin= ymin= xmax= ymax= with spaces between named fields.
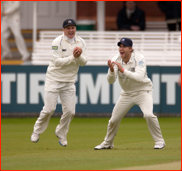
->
xmin=45 ymin=33 xmax=87 ymax=91
xmin=107 ymin=52 xmax=153 ymax=94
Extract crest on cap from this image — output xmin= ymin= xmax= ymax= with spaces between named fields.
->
xmin=122 ymin=38 xmax=125 ymax=41
xmin=68 ymin=20 xmax=72 ymax=23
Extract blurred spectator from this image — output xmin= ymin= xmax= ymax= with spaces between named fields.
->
xmin=1 ymin=1 xmax=30 ymax=60
xmin=158 ymin=1 xmax=181 ymax=31
xmin=116 ymin=1 xmax=145 ymax=31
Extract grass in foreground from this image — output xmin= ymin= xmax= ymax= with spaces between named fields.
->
xmin=1 ymin=117 xmax=181 ymax=170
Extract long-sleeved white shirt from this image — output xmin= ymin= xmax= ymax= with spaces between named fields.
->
xmin=45 ymin=33 xmax=87 ymax=91
xmin=107 ymin=52 xmax=153 ymax=94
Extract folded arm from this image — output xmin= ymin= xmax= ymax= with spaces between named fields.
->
xmin=4 ymin=1 xmax=20 ymax=15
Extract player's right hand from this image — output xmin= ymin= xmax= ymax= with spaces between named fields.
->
xmin=108 ymin=60 xmax=114 ymax=72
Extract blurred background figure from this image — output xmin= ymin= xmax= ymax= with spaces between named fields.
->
xmin=116 ymin=1 xmax=145 ymax=31
xmin=158 ymin=1 xmax=181 ymax=31
xmin=1 ymin=1 xmax=30 ymax=60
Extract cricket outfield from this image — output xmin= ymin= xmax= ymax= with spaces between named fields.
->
xmin=1 ymin=117 xmax=181 ymax=170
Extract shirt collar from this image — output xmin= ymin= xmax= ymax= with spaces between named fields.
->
xmin=63 ymin=33 xmax=80 ymax=43
xmin=121 ymin=52 xmax=134 ymax=64
xmin=64 ymin=34 xmax=75 ymax=43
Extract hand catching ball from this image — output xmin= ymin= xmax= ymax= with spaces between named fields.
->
xmin=73 ymin=47 xmax=82 ymax=58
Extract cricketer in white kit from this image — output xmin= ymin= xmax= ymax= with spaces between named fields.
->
xmin=31 ymin=19 xmax=87 ymax=146
xmin=1 ymin=1 xmax=30 ymax=60
xmin=95 ymin=38 xmax=165 ymax=150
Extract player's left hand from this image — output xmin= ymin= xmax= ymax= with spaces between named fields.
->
xmin=113 ymin=62 xmax=123 ymax=72
xmin=73 ymin=47 xmax=82 ymax=58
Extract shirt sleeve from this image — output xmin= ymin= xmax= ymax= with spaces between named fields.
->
xmin=123 ymin=55 xmax=146 ymax=82
xmin=51 ymin=39 xmax=75 ymax=67
xmin=5 ymin=1 xmax=20 ymax=15
xmin=75 ymin=40 xmax=88 ymax=66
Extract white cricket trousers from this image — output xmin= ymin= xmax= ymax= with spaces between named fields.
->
xmin=103 ymin=90 xmax=165 ymax=146
xmin=33 ymin=84 xmax=75 ymax=140
xmin=1 ymin=15 xmax=29 ymax=58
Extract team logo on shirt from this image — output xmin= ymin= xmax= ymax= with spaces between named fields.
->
xmin=139 ymin=61 xmax=144 ymax=65
xmin=52 ymin=46 xmax=58 ymax=50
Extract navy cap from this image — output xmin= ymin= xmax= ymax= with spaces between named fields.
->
xmin=117 ymin=38 xmax=133 ymax=47
xmin=63 ymin=19 xmax=76 ymax=28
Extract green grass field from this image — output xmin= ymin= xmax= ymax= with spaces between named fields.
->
xmin=1 ymin=117 xmax=181 ymax=170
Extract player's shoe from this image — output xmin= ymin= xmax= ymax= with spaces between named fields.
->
xmin=55 ymin=132 xmax=67 ymax=147
xmin=22 ymin=53 xmax=30 ymax=61
xmin=154 ymin=142 xmax=165 ymax=149
xmin=59 ymin=138 xmax=67 ymax=147
xmin=94 ymin=142 xmax=114 ymax=150
xmin=31 ymin=132 xmax=39 ymax=143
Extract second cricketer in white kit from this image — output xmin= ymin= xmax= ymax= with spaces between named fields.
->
xmin=95 ymin=38 xmax=165 ymax=150
xmin=1 ymin=1 xmax=30 ymax=60
xmin=31 ymin=19 xmax=87 ymax=146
